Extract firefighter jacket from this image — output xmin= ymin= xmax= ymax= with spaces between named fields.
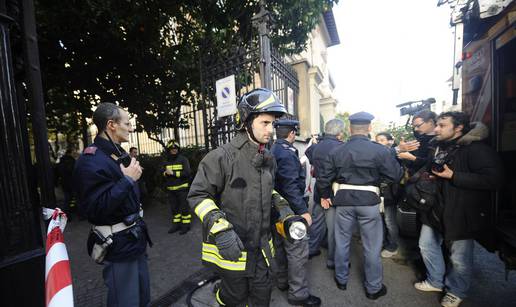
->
xmin=162 ymin=154 xmax=191 ymax=191
xmin=187 ymin=132 xmax=277 ymax=276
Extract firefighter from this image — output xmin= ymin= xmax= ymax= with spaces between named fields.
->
xmin=188 ymin=88 xmax=296 ymax=307
xmin=162 ymin=140 xmax=192 ymax=234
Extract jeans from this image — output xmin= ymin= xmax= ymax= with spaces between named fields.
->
xmin=382 ymin=205 xmax=399 ymax=251
xmin=418 ymin=224 xmax=474 ymax=298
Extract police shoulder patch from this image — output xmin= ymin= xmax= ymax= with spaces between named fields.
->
xmin=83 ymin=146 xmax=97 ymax=155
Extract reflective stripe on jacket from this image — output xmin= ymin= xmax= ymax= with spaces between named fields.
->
xmin=188 ymin=132 xmax=277 ymax=276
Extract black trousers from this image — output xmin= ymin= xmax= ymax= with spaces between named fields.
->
xmin=217 ymin=253 xmax=272 ymax=307
xmin=167 ymin=189 xmax=190 ymax=224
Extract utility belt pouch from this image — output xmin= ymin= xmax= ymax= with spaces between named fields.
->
xmin=87 ymin=226 xmax=114 ymax=264
xmin=123 ymin=213 xmax=139 ymax=226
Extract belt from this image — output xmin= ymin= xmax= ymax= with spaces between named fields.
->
xmin=94 ymin=222 xmax=135 ymax=235
xmin=332 ymin=183 xmax=380 ymax=196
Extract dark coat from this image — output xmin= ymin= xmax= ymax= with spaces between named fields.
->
xmin=74 ymin=136 xmax=149 ymax=262
xmin=187 ymin=132 xmax=277 ymax=276
xmin=271 ymin=139 xmax=307 ymax=215
xmin=305 ymin=135 xmax=343 ymax=202
xmin=161 ymin=153 xmax=191 ymax=191
xmin=438 ymin=123 xmax=504 ymax=241
xmin=317 ymin=135 xmax=403 ymax=206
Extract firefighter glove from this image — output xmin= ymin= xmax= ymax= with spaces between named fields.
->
xmin=214 ymin=229 xmax=244 ymax=261
xmin=272 ymin=193 xmax=294 ymax=220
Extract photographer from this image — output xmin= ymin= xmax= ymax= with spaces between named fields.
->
xmin=413 ymin=112 xmax=503 ymax=307
xmin=396 ymin=110 xmax=437 ymax=176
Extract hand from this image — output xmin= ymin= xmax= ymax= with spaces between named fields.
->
xmin=214 ymin=229 xmax=244 ymax=261
xmin=320 ymin=198 xmax=332 ymax=209
xmin=300 ymin=213 xmax=312 ymax=226
xmin=397 ymin=152 xmax=416 ymax=161
xmin=121 ymin=158 xmax=142 ymax=181
xmin=398 ymin=139 xmax=420 ymax=152
xmin=165 ymin=169 xmax=173 ymax=176
xmin=432 ymin=164 xmax=454 ymax=179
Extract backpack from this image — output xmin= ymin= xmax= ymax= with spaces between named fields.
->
xmin=404 ymin=171 xmax=440 ymax=211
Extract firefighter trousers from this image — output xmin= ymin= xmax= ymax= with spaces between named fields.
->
xmin=167 ymin=189 xmax=190 ymax=225
xmin=216 ymin=252 xmax=272 ymax=307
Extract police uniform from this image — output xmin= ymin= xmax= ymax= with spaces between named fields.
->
xmin=162 ymin=141 xmax=192 ymax=234
xmin=271 ymin=120 xmax=319 ymax=305
xmin=74 ymin=136 xmax=151 ymax=307
xmin=305 ymin=134 xmax=343 ymax=268
xmin=317 ymin=112 xmax=402 ymax=298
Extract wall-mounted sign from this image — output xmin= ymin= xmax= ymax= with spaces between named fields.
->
xmin=216 ymin=75 xmax=237 ymax=118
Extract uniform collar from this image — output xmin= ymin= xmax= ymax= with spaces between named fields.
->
xmin=94 ymin=136 xmax=126 ymax=157
xmin=276 ymin=138 xmax=293 ymax=147
xmin=322 ymin=134 xmax=340 ymax=142
xmin=349 ymin=134 xmax=369 ymax=141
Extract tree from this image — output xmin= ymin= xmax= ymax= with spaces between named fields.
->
xmin=35 ymin=0 xmax=338 ymax=147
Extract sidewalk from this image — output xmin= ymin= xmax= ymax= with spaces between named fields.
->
xmin=63 ymin=196 xmax=516 ymax=307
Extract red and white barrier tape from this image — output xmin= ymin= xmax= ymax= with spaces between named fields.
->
xmin=43 ymin=208 xmax=74 ymax=307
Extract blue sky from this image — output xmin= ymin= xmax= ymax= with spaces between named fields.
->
xmin=327 ymin=0 xmax=455 ymax=122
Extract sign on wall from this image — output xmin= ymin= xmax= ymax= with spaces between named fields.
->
xmin=216 ymin=75 xmax=237 ymax=118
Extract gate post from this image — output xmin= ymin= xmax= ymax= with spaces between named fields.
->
xmin=252 ymin=1 xmax=272 ymax=89
xmin=0 ymin=12 xmax=45 ymax=307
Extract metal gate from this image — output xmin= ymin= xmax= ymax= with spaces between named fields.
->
xmin=183 ymin=7 xmax=299 ymax=150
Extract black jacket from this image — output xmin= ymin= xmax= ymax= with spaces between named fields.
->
xmin=161 ymin=153 xmax=191 ymax=191
xmin=271 ymin=139 xmax=307 ymax=215
xmin=305 ymin=135 xmax=343 ymax=202
xmin=438 ymin=123 xmax=503 ymax=241
xmin=317 ymin=135 xmax=403 ymax=206
xmin=74 ymin=136 xmax=149 ymax=262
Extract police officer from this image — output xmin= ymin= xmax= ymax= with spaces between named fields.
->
xmin=271 ymin=119 xmax=321 ymax=307
xmin=305 ymin=119 xmax=346 ymax=269
xmin=162 ymin=140 xmax=192 ymax=234
xmin=188 ymin=88 xmax=297 ymax=307
xmin=317 ymin=111 xmax=402 ymax=300
xmin=74 ymin=103 xmax=151 ymax=307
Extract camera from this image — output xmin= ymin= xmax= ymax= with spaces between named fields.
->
xmin=431 ymin=150 xmax=448 ymax=173
xmin=396 ymin=98 xmax=436 ymax=117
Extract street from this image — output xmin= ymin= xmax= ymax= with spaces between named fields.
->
xmin=64 ymin=195 xmax=516 ymax=307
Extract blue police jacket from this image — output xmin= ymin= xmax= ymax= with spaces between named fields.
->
xmin=317 ymin=135 xmax=403 ymax=207
xmin=74 ymin=136 xmax=149 ymax=261
xmin=271 ymin=139 xmax=307 ymax=215
xmin=305 ymin=134 xmax=343 ymax=202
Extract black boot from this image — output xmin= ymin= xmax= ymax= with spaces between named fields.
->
xmin=168 ymin=223 xmax=180 ymax=234
xmin=179 ymin=224 xmax=190 ymax=235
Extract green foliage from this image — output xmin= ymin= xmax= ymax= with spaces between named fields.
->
xmin=335 ymin=112 xmax=350 ymax=139
xmin=384 ymin=122 xmax=414 ymax=143
xmin=35 ymin=0 xmax=338 ymax=145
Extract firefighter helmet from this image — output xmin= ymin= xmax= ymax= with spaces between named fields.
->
xmin=236 ymin=88 xmax=287 ymax=130
xmin=166 ymin=140 xmax=180 ymax=150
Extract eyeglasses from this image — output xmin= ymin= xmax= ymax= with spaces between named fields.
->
xmin=412 ymin=121 xmax=426 ymax=129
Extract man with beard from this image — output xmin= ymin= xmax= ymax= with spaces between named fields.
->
xmin=188 ymin=88 xmax=299 ymax=306
xmin=414 ymin=112 xmax=503 ymax=307
xmin=397 ymin=110 xmax=437 ymax=175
